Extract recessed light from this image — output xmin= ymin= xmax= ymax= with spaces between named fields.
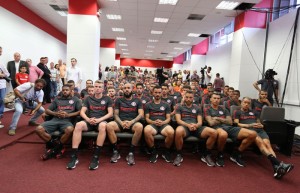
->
xmin=188 ymin=33 xmax=201 ymax=37
xmin=147 ymin=45 xmax=155 ymax=48
xmin=166 ymin=55 xmax=173 ymax=58
xmin=148 ymin=39 xmax=159 ymax=42
xmin=106 ymin=14 xmax=122 ymax=20
xmin=174 ymin=47 xmax=183 ymax=50
xmin=119 ymin=44 xmax=128 ymax=46
xmin=112 ymin=28 xmax=124 ymax=32
xmin=151 ymin=30 xmax=163 ymax=34
xmin=121 ymin=48 xmax=128 ymax=51
xmin=57 ymin=11 xmax=68 ymax=16
xmin=116 ymin=37 xmax=126 ymax=40
xmin=144 ymin=53 xmax=152 ymax=56
xmin=123 ymin=53 xmax=130 ymax=55
xmin=179 ymin=41 xmax=190 ymax=45
xmin=216 ymin=1 xmax=240 ymax=10
xmin=146 ymin=50 xmax=153 ymax=52
xmin=159 ymin=0 xmax=178 ymax=5
xmin=154 ymin=17 xmax=169 ymax=23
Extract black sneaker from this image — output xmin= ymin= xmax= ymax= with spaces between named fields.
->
xmin=201 ymin=154 xmax=215 ymax=167
xmin=216 ymin=153 xmax=225 ymax=167
xmin=66 ymin=155 xmax=79 ymax=170
xmin=41 ymin=149 xmax=56 ymax=161
xmin=110 ymin=150 xmax=121 ymax=163
xmin=89 ymin=155 xmax=99 ymax=170
xmin=230 ymin=153 xmax=245 ymax=167
xmin=173 ymin=154 xmax=183 ymax=167
xmin=274 ymin=163 xmax=285 ymax=179
xmin=149 ymin=153 xmax=158 ymax=163
xmin=281 ymin=162 xmax=294 ymax=174
xmin=162 ymin=151 xmax=172 ymax=163
xmin=126 ymin=152 xmax=135 ymax=165
xmin=56 ymin=147 xmax=66 ymax=159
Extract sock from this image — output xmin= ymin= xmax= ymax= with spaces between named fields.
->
xmin=71 ymin=148 xmax=78 ymax=157
xmin=129 ymin=144 xmax=135 ymax=154
xmin=149 ymin=146 xmax=156 ymax=154
xmin=267 ymin=154 xmax=280 ymax=167
xmin=204 ymin=149 xmax=212 ymax=156
xmin=112 ymin=143 xmax=118 ymax=152
xmin=94 ymin=145 xmax=102 ymax=157
xmin=176 ymin=149 xmax=182 ymax=155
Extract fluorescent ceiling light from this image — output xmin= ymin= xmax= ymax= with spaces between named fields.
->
xmin=112 ymin=28 xmax=124 ymax=32
xmin=107 ymin=0 xmax=117 ymax=1
xmin=216 ymin=1 xmax=240 ymax=10
xmin=116 ymin=37 xmax=126 ymax=40
xmin=144 ymin=53 xmax=152 ymax=56
xmin=179 ymin=41 xmax=190 ymax=45
xmin=147 ymin=45 xmax=155 ymax=48
xmin=154 ymin=17 xmax=169 ymax=23
xmin=148 ymin=39 xmax=159 ymax=42
xmin=121 ymin=48 xmax=128 ymax=51
xmin=188 ymin=33 xmax=201 ymax=37
xmin=159 ymin=0 xmax=178 ymax=5
xmin=106 ymin=14 xmax=122 ymax=20
xmin=123 ymin=53 xmax=130 ymax=55
xmin=151 ymin=30 xmax=163 ymax=34
xmin=166 ymin=55 xmax=173 ymax=58
xmin=119 ymin=44 xmax=128 ymax=46
xmin=146 ymin=50 xmax=153 ymax=52
xmin=174 ymin=47 xmax=183 ymax=50
xmin=57 ymin=11 xmax=67 ymax=16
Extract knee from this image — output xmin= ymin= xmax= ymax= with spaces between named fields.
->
xmin=166 ymin=127 xmax=174 ymax=136
xmin=75 ymin=122 xmax=84 ymax=131
xmin=249 ymin=131 xmax=257 ymax=140
xmin=35 ymin=126 xmax=45 ymax=134
xmin=133 ymin=123 xmax=143 ymax=133
xmin=98 ymin=123 xmax=107 ymax=132
xmin=144 ymin=126 xmax=152 ymax=135
xmin=175 ymin=127 xmax=185 ymax=137
xmin=218 ymin=132 xmax=228 ymax=140
xmin=64 ymin=127 xmax=74 ymax=135
xmin=106 ymin=122 xmax=114 ymax=132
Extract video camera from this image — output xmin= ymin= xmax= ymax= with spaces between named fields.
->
xmin=200 ymin=65 xmax=207 ymax=75
xmin=264 ymin=69 xmax=277 ymax=80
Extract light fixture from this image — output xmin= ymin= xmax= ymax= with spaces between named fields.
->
xmin=151 ymin=30 xmax=163 ymax=34
xmin=106 ymin=14 xmax=122 ymax=20
xmin=166 ymin=55 xmax=173 ymax=58
xmin=148 ymin=39 xmax=159 ymax=42
xmin=174 ymin=47 xmax=183 ymax=50
xmin=146 ymin=50 xmax=153 ymax=52
xmin=121 ymin=48 xmax=128 ymax=51
xmin=57 ymin=11 xmax=68 ymax=16
xmin=188 ymin=33 xmax=201 ymax=37
xmin=159 ymin=0 xmax=178 ymax=5
xmin=112 ymin=28 xmax=124 ymax=32
xmin=216 ymin=1 xmax=240 ymax=10
xmin=116 ymin=37 xmax=126 ymax=40
xmin=147 ymin=45 xmax=155 ymax=48
xmin=123 ymin=53 xmax=130 ymax=55
xmin=179 ymin=41 xmax=190 ymax=45
xmin=154 ymin=17 xmax=169 ymax=23
xmin=119 ymin=44 xmax=128 ymax=46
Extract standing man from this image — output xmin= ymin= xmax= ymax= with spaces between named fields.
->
xmin=106 ymin=83 xmax=144 ymax=165
xmin=213 ymin=73 xmax=224 ymax=92
xmin=26 ymin=58 xmax=44 ymax=83
xmin=204 ymin=66 xmax=212 ymax=85
xmin=58 ymin=59 xmax=66 ymax=85
xmin=144 ymin=85 xmax=174 ymax=163
xmin=36 ymin=84 xmax=82 ymax=160
xmin=66 ymin=58 xmax=83 ymax=91
xmin=7 ymin=52 xmax=29 ymax=89
xmin=8 ymin=79 xmax=46 ymax=136
xmin=49 ymin=62 xmax=59 ymax=99
xmin=0 ymin=46 xmax=10 ymax=128
xmin=67 ymin=80 xmax=113 ymax=170
xmin=37 ymin=57 xmax=52 ymax=103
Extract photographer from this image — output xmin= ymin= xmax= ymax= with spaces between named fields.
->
xmin=253 ymin=69 xmax=279 ymax=106
xmin=8 ymin=79 xmax=46 ymax=136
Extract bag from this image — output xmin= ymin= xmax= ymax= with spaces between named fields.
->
xmin=4 ymin=91 xmax=15 ymax=109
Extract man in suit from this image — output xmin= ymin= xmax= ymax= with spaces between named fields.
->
xmin=37 ymin=57 xmax=51 ymax=103
xmin=7 ymin=52 xmax=29 ymax=89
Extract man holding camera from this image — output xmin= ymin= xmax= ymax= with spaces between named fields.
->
xmin=253 ymin=69 xmax=279 ymax=106
xmin=8 ymin=79 xmax=46 ymax=136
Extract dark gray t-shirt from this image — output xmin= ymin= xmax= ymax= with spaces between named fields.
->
xmin=204 ymin=105 xmax=230 ymax=126
xmin=161 ymin=96 xmax=176 ymax=111
xmin=257 ymin=79 xmax=279 ymax=101
xmin=176 ymin=104 xmax=202 ymax=124
xmin=233 ymin=109 xmax=258 ymax=125
xmin=115 ymin=97 xmax=142 ymax=121
xmin=83 ymin=95 xmax=112 ymax=118
xmin=145 ymin=101 xmax=170 ymax=121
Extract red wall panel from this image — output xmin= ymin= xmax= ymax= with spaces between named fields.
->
xmin=100 ymin=39 xmax=116 ymax=48
xmin=173 ymin=53 xmax=184 ymax=64
xmin=69 ymin=0 xmax=98 ymax=15
xmin=192 ymin=38 xmax=209 ymax=55
xmin=120 ymin=58 xmax=173 ymax=68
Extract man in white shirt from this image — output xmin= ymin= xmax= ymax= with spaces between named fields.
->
xmin=8 ymin=79 xmax=45 ymax=136
xmin=204 ymin=67 xmax=212 ymax=85
xmin=66 ymin=58 xmax=82 ymax=90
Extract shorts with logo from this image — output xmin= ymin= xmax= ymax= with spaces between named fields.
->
xmin=182 ymin=125 xmax=206 ymax=138
xmin=213 ymin=125 xmax=240 ymax=140
xmin=249 ymin=128 xmax=269 ymax=139
xmin=42 ymin=119 xmax=74 ymax=134
xmin=149 ymin=124 xmax=169 ymax=134
xmin=116 ymin=121 xmax=141 ymax=132
xmin=83 ymin=120 xmax=107 ymax=131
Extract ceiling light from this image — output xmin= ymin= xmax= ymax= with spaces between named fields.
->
xmin=121 ymin=49 xmax=128 ymax=51
xmin=112 ymin=28 xmax=124 ymax=32
xmin=188 ymin=33 xmax=201 ymax=37
xmin=174 ymin=47 xmax=183 ymax=50
xmin=123 ymin=53 xmax=130 ymax=55
xmin=216 ymin=1 xmax=240 ymax=10
xmin=146 ymin=50 xmax=153 ymax=52
xmin=116 ymin=37 xmax=126 ymax=40
xmin=179 ymin=41 xmax=190 ymax=45
xmin=57 ymin=11 xmax=68 ymax=16
xmin=166 ymin=55 xmax=173 ymax=58
xmin=151 ymin=30 xmax=163 ymax=34
xmin=119 ymin=44 xmax=128 ymax=46
xmin=148 ymin=39 xmax=159 ymax=42
xmin=147 ymin=45 xmax=155 ymax=48
xmin=107 ymin=0 xmax=117 ymax=1
xmin=154 ymin=17 xmax=169 ymax=23
xmin=159 ymin=0 xmax=178 ymax=5
xmin=106 ymin=14 xmax=122 ymax=20
xmin=144 ymin=53 xmax=152 ymax=56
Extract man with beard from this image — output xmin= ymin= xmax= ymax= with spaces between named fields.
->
xmin=174 ymin=90 xmax=217 ymax=167
xmin=224 ymin=90 xmax=241 ymax=111
xmin=67 ymin=81 xmax=113 ymax=170
xmin=233 ymin=97 xmax=293 ymax=179
xmin=135 ymin=83 xmax=151 ymax=109
xmin=36 ymin=84 xmax=82 ymax=160
xmin=106 ymin=83 xmax=144 ymax=165
xmin=251 ymin=90 xmax=272 ymax=117
xmin=80 ymin=79 xmax=93 ymax=99
xmin=144 ymin=85 xmax=174 ymax=163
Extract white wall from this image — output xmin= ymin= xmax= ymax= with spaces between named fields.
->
xmin=0 ymin=7 xmax=66 ymax=91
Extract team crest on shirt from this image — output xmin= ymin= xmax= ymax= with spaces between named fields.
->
xmin=131 ymin=102 xmax=136 ymax=106
xmin=192 ymin=109 xmax=196 ymax=113
xmin=101 ymin=100 xmax=106 ymax=105
xmin=219 ymin=111 xmax=224 ymax=115
xmin=249 ymin=112 xmax=254 ymax=115
xmin=174 ymin=96 xmax=177 ymax=99
xmin=160 ymin=106 xmax=165 ymax=111
xmin=69 ymin=100 xmax=74 ymax=104
xmin=167 ymin=99 xmax=171 ymax=103
xmin=142 ymin=100 xmax=146 ymax=104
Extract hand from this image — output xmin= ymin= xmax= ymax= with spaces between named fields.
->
xmin=122 ymin=121 xmax=129 ymax=129
xmin=29 ymin=109 xmax=36 ymax=116
xmin=187 ymin=124 xmax=194 ymax=131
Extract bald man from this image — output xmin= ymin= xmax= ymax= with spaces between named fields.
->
xmin=7 ymin=52 xmax=29 ymax=88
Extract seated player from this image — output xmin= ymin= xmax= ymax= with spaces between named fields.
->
xmin=233 ymin=97 xmax=293 ymax=179
xmin=204 ymin=92 xmax=257 ymax=167
xmin=36 ymin=84 xmax=82 ymax=160
xmin=106 ymin=83 xmax=144 ymax=165
xmin=144 ymin=85 xmax=174 ymax=163
xmin=67 ymin=80 xmax=113 ymax=170
xmin=251 ymin=90 xmax=272 ymax=117
xmin=174 ymin=90 xmax=217 ymax=167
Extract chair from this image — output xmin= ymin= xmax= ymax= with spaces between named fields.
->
xmin=230 ymin=105 xmax=240 ymax=117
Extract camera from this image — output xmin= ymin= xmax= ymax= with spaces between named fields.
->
xmin=200 ymin=65 xmax=207 ymax=75
xmin=3 ymin=76 xmax=11 ymax=83
xmin=28 ymin=99 xmax=34 ymax=107
xmin=264 ymin=69 xmax=277 ymax=79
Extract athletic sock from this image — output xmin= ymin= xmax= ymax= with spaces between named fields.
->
xmin=267 ymin=154 xmax=280 ymax=167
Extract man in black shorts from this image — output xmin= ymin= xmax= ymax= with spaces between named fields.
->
xmin=106 ymin=83 xmax=144 ymax=165
xmin=66 ymin=80 xmax=113 ymax=170
xmin=36 ymin=84 xmax=82 ymax=160
xmin=144 ymin=85 xmax=174 ymax=163
xmin=174 ymin=91 xmax=218 ymax=167
xmin=233 ymin=97 xmax=293 ymax=179
xmin=204 ymin=92 xmax=257 ymax=167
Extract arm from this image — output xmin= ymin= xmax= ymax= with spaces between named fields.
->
xmin=175 ymin=113 xmax=191 ymax=128
xmin=80 ymin=106 xmax=90 ymax=121
xmin=145 ymin=113 xmax=155 ymax=125
xmin=195 ymin=115 xmax=203 ymax=128
xmin=96 ymin=107 xmax=113 ymax=123
xmin=13 ymin=87 xmax=26 ymax=102
xmin=205 ymin=115 xmax=221 ymax=127
xmin=35 ymin=66 xmax=44 ymax=78
xmin=130 ymin=108 xmax=144 ymax=125
xmin=253 ymin=81 xmax=261 ymax=92
xmin=161 ymin=113 xmax=171 ymax=125
xmin=30 ymin=101 xmax=43 ymax=116
xmin=114 ymin=109 xmax=123 ymax=125
xmin=215 ymin=115 xmax=233 ymax=125
xmin=15 ymin=74 xmax=21 ymax=85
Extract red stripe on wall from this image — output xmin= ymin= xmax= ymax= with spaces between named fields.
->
xmin=192 ymin=38 xmax=209 ymax=55
xmin=0 ymin=0 xmax=66 ymax=43
xmin=69 ymin=0 xmax=98 ymax=15
xmin=100 ymin=39 xmax=116 ymax=48
xmin=173 ymin=53 xmax=184 ymax=64
xmin=120 ymin=58 xmax=173 ymax=68
xmin=115 ymin=54 xmax=121 ymax=60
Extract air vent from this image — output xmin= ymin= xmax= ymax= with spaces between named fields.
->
xmin=161 ymin=52 xmax=168 ymax=55
xmin=50 ymin=4 xmax=68 ymax=11
xmin=169 ymin=41 xmax=179 ymax=44
xmin=234 ymin=3 xmax=255 ymax=10
xmin=187 ymin=14 xmax=205 ymax=20
xmin=199 ymin=34 xmax=210 ymax=38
